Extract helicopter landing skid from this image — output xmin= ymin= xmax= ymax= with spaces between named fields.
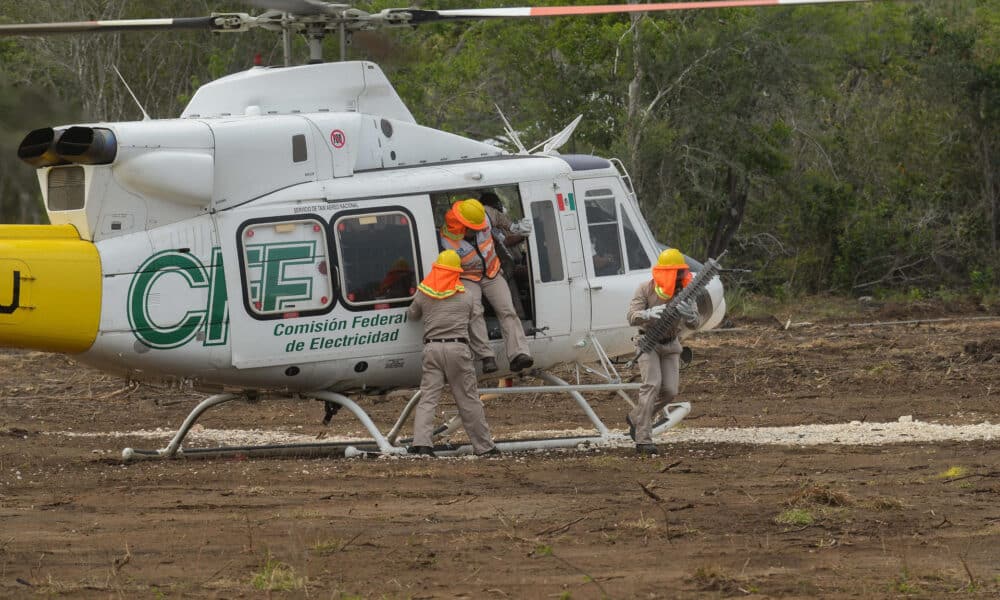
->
xmin=387 ymin=369 xmax=690 ymax=457
xmin=120 ymin=371 xmax=690 ymax=461
xmin=121 ymin=390 xmax=407 ymax=461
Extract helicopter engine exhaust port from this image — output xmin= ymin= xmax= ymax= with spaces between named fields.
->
xmin=55 ymin=126 xmax=118 ymax=165
xmin=17 ymin=126 xmax=117 ymax=168
xmin=16 ymin=127 xmax=68 ymax=168
xmin=0 ymin=224 xmax=101 ymax=353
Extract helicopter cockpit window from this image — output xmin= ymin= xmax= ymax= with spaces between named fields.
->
xmin=334 ymin=211 xmax=419 ymax=308
xmin=47 ymin=166 xmax=85 ymax=211
xmin=622 ymin=210 xmax=651 ymax=270
xmin=584 ymin=191 xmax=624 ymax=277
xmin=239 ymin=218 xmax=335 ymax=319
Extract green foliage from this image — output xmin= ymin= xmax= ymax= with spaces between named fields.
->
xmin=970 ymin=267 xmax=996 ymax=295
xmin=0 ymin=0 xmax=996 ymax=298
xmin=892 ymin=567 xmax=921 ymax=595
xmin=775 ymin=508 xmax=814 ymax=527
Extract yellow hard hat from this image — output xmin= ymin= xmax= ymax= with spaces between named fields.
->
xmin=435 ymin=249 xmax=462 ymax=269
xmin=453 ymin=199 xmax=487 ymax=230
xmin=657 ymin=248 xmax=687 ymax=267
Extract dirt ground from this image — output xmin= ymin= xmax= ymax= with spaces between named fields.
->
xmin=2 ymin=299 xmax=1000 ymax=599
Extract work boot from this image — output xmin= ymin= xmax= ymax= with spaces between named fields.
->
xmin=476 ymin=447 xmax=502 ymax=458
xmin=482 ymin=357 xmax=499 ymax=374
xmin=635 ymin=444 xmax=659 ymax=456
xmin=407 ymin=445 xmax=437 ymax=457
xmin=625 ymin=415 xmax=636 ymax=442
xmin=509 ymin=353 xmax=534 ymax=372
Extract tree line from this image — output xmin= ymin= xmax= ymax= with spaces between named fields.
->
xmin=0 ymin=0 xmax=996 ymax=297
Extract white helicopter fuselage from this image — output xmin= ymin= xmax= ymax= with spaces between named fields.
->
xmin=1 ymin=61 xmax=725 ymax=394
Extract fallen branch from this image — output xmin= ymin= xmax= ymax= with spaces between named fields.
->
xmin=637 ymin=482 xmax=674 ymax=544
xmin=535 ymin=516 xmax=586 ymax=537
xmin=847 ymin=316 xmax=1000 ymax=329
xmin=337 ymin=531 xmax=363 ymax=553
xmin=944 ymin=471 xmax=1000 ymax=483
xmin=659 ymin=460 xmax=683 ymax=473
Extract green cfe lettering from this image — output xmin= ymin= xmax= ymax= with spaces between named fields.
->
xmin=127 ymin=249 xmax=229 ymax=349
xmin=246 ymin=241 xmax=316 ymax=312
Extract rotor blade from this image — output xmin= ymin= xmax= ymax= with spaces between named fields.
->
xmin=395 ymin=0 xmax=872 ymax=24
xmin=0 ymin=17 xmax=217 ymax=36
xmin=243 ymin=0 xmax=346 ymax=16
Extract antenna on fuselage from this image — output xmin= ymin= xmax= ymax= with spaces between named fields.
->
xmin=112 ymin=65 xmax=151 ymax=121
xmin=495 ymin=104 xmax=528 ymax=155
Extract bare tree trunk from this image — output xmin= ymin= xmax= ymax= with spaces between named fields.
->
xmin=626 ymin=0 xmax=644 ymax=192
xmin=981 ymin=131 xmax=999 ymax=253
xmin=706 ymin=168 xmax=747 ymax=259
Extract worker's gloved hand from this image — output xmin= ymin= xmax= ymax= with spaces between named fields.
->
xmin=638 ymin=304 xmax=667 ymax=320
xmin=510 ymin=218 xmax=533 ymax=234
xmin=677 ymin=299 xmax=700 ymax=328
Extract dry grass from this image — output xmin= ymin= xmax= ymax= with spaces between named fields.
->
xmin=688 ymin=566 xmax=756 ymax=595
xmin=251 ymin=554 xmax=304 ymax=592
xmin=785 ymin=484 xmax=855 ymax=507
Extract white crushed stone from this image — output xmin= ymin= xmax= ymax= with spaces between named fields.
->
xmin=42 ymin=418 xmax=1000 ymax=448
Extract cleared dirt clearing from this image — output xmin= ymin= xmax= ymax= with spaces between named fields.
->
xmin=2 ymin=310 xmax=999 ymax=598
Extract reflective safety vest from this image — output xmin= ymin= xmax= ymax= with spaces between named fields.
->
xmin=439 ymin=213 xmax=501 ymax=281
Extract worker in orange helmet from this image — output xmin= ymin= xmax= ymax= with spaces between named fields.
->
xmin=439 ymin=198 xmax=533 ymax=375
xmin=625 ymin=248 xmax=701 ymax=455
xmin=407 ymin=250 xmax=500 ymax=457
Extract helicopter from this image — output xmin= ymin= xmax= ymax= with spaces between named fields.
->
xmin=0 ymin=0 xmax=871 ymax=460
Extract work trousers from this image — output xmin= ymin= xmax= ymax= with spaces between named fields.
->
xmin=466 ymin=275 xmax=531 ymax=362
xmin=412 ymin=341 xmax=495 ymax=454
xmin=630 ymin=339 xmax=681 ymax=445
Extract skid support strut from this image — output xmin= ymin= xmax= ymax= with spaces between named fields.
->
xmin=420 ymin=370 xmax=688 ymax=457
xmin=120 ymin=368 xmax=692 ymax=461
xmin=122 ymin=392 xmax=240 ymax=460
xmin=121 ymin=391 xmax=407 ymax=461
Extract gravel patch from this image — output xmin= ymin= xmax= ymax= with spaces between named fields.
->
xmin=43 ymin=416 xmax=1000 ymax=449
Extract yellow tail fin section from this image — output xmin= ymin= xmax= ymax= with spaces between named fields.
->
xmin=0 ymin=224 xmax=101 ymax=353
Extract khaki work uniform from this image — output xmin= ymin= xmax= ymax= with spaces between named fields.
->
xmin=484 ymin=205 xmax=527 ymax=319
xmin=440 ymin=211 xmax=531 ymax=364
xmin=626 ymin=280 xmax=683 ymax=445
xmin=407 ymin=291 xmax=496 ymax=454
xmin=465 ymin=275 xmax=530 ymax=363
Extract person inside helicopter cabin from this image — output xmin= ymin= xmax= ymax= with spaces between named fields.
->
xmin=478 ymin=191 xmax=531 ymax=319
xmin=377 ymin=258 xmax=416 ymax=299
xmin=625 ymin=248 xmax=701 ymax=455
xmin=439 ymin=198 xmax=534 ymax=375
xmin=406 ymin=250 xmax=500 ymax=457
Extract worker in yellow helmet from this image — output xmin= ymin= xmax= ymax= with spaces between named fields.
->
xmin=625 ymin=248 xmax=701 ymax=455
xmin=406 ymin=250 xmax=499 ymax=457
xmin=440 ymin=198 xmax=533 ymax=375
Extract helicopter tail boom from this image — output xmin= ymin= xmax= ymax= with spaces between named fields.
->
xmin=0 ymin=225 xmax=101 ymax=354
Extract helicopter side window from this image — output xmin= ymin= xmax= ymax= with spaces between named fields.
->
xmin=239 ymin=217 xmax=335 ymax=319
xmin=334 ymin=210 xmax=419 ymax=309
xmin=292 ymin=134 xmax=308 ymax=163
xmin=530 ymin=201 xmax=563 ymax=282
xmin=584 ymin=192 xmax=624 ymax=277
xmin=621 ymin=209 xmax=651 ymax=270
